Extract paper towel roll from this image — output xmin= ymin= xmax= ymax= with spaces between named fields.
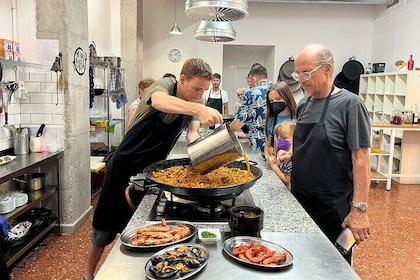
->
xmin=30 ymin=136 xmax=42 ymax=153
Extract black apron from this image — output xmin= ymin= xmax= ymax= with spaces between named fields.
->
xmin=206 ymin=90 xmax=223 ymax=114
xmin=291 ymin=92 xmax=353 ymax=259
xmin=93 ymin=85 xmax=190 ymax=233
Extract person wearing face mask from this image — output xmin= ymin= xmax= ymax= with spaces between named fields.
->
xmin=264 ymin=82 xmax=297 ymax=179
xmin=272 ymin=121 xmax=296 ymax=190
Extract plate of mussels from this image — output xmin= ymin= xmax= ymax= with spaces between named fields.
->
xmin=145 ymin=243 xmax=209 ymax=280
xmin=120 ymin=219 xmax=197 ymax=252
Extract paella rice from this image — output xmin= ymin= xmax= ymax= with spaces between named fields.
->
xmin=151 ymin=165 xmax=254 ymax=188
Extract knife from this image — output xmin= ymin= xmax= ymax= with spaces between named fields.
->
xmin=36 ymin=124 xmax=46 ymax=137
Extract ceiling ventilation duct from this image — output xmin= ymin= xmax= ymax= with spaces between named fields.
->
xmin=248 ymin=0 xmax=395 ymax=4
xmin=185 ymin=0 xmax=249 ymax=21
xmin=194 ymin=21 xmax=237 ymax=42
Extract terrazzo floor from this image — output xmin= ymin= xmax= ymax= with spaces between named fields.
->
xmin=6 ymin=182 xmax=420 ymax=280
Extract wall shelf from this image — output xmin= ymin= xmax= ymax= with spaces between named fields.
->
xmin=0 ymin=57 xmax=42 ymax=70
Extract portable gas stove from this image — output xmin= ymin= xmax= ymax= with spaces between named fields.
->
xmin=148 ymin=189 xmax=255 ymax=223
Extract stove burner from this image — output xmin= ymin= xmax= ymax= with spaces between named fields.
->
xmin=195 ymin=201 xmax=224 ymax=216
xmin=148 ymin=190 xmax=255 ymax=223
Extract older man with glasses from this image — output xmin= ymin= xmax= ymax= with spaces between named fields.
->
xmin=277 ymin=43 xmax=371 ymax=264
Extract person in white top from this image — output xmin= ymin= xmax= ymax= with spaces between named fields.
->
xmin=203 ymin=73 xmax=229 ymax=115
xmin=126 ymin=77 xmax=155 ymax=130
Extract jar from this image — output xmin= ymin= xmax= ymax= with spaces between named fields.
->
xmin=372 ymin=131 xmax=381 ymax=153
xmin=404 ymin=110 xmax=413 ymax=124
xmin=390 ymin=110 xmax=403 ymax=125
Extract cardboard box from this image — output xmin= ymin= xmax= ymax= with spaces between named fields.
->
xmin=13 ymin=52 xmax=21 ymax=62
xmin=12 ymin=41 xmax=20 ymax=53
xmin=0 ymin=50 xmax=13 ymax=60
xmin=0 ymin=39 xmax=13 ymax=52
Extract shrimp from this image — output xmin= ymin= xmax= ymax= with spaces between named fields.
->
xmin=232 ymin=244 xmax=249 ymax=256
xmin=169 ymin=225 xmax=191 ymax=240
xmin=262 ymin=252 xmax=288 ymax=265
xmin=245 ymin=243 xmax=275 ymax=263
xmin=238 ymin=253 xmax=250 ymax=262
xmin=137 ymin=219 xmax=170 ymax=233
xmin=143 ymin=232 xmax=174 ymax=245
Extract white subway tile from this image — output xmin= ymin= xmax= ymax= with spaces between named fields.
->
xmin=20 ymin=104 xmax=42 ymax=114
xmin=25 ymin=82 xmax=41 ymax=93
xmin=28 ymin=72 xmax=50 ymax=83
xmin=0 ymin=138 xmax=13 ymax=151
xmin=30 ymin=115 xmax=52 ymax=124
xmin=40 ymin=82 xmax=57 ymax=93
xmin=20 ymin=114 xmax=31 ymax=123
xmin=29 ymin=93 xmax=52 ymax=104
xmin=42 ymin=104 xmax=64 ymax=114
xmin=52 ymin=115 xmax=64 ymax=125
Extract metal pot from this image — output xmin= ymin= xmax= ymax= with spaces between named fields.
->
xmin=14 ymin=173 xmax=45 ymax=191
xmin=228 ymin=205 xmax=264 ymax=236
xmin=187 ymin=123 xmax=244 ymax=174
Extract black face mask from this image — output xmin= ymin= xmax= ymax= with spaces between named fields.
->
xmin=271 ymin=101 xmax=287 ymax=115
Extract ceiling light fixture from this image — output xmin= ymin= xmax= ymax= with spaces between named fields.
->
xmin=169 ymin=0 xmax=182 ymax=35
xmin=194 ymin=21 xmax=237 ymax=42
xmin=185 ymin=0 xmax=249 ymax=21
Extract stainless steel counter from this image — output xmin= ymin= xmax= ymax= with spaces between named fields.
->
xmin=95 ymin=134 xmax=360 ymax=279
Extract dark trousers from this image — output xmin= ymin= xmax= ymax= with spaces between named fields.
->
xmin=0 ymin=247 xmax=11 ymax=280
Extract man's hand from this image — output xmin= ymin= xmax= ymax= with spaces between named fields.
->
xmin=342 ymin=211 xmax=371 ymax=245
xmin=198 ymin=106 xmax=223 ymax=126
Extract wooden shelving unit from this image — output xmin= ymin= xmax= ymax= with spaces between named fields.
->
xmin=360 ymin=71 xmax=420 ymax=187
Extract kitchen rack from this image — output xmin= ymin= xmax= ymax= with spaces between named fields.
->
xmin=89 ymin=59 xmax=125 ymax=153
xmin=0 ymin=151 xmax=63 ymax=268
xmin=359 ymin=71 xmax=420 ymax=186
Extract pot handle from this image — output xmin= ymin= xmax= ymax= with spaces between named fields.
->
xmin=125 ymin=185 xmax=136 ymax=211
xmin=13 ymin=177 xmax=27 ymax=184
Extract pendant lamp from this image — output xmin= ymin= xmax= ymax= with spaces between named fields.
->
xmin=194 ymin=21 xmax=236 ymax=42
xmin=169 ymin=0 xmax=182 ymax=35
xmin=185 ymin=0 xmax=249 ymax=21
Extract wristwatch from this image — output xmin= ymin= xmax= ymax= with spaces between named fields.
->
xmin=351 ymin=201 xmax=368 ymax=211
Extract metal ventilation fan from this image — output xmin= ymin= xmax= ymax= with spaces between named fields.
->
xmin=194 ymin=21 xmax=237 ymax=42
xmin=185 ymin=0 xmax=249 ymax=21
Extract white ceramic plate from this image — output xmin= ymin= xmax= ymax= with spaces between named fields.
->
xmin=223 ymin=236 xmax=293 ymax=270
xmin=0 ymin=155 xmax=16 ymax=166
xmin=145 ymin=243 xmax=209 ymax=280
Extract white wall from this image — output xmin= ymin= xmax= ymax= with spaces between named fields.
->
xmin=372 ymin=0 xmax=420 ymax=71
xmin=143 ymin=1 xmax=377 ymax=100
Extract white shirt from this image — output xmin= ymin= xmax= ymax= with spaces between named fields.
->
xmin=202 ymin=88 xmax=229 ymax=104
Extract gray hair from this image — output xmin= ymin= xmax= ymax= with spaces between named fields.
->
xmin=300 ymin=43 xmax=335 ymax=74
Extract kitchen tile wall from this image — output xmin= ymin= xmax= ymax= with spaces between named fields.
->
xmin=0 ymin=65 xmax=64 ymax=152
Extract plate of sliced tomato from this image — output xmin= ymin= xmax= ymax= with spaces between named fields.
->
xmin=223 ymin=236 xmax=293 ymax=270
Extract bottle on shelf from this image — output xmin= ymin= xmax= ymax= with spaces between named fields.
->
xmin=413 ymin=104 xmax=419 ymax=124
xmin=407 ymin=55 xmax=414 ymax=70
xmin=372 ymin=131 xmax=381 ymax=153
xmin=365 ymin=63 xmax=373 ymax=74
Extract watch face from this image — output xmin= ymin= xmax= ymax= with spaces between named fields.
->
xmin=169 ymin=49 xmax=181 ymax=62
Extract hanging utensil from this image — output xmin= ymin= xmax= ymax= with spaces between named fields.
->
xmin=36 ymin=124 xmax=46 ymax=137
xmin=3 ymin=81 xmax=18 ymax=124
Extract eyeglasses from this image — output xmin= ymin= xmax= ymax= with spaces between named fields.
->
xmin=291 ymin=64 xmax=323 ymax=81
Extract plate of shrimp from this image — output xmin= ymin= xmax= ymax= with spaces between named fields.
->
xmin=223 ymin=236 xmax=293 ymax=270
xmin=121 ymin=219 xmax=197 ymax=252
